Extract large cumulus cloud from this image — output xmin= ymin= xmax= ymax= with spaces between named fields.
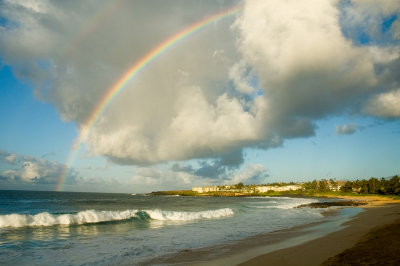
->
xmin=236 ymin=0 xmax=373 ymax=136
xmin=1 ymin=0 xmax=400 ymax=171
xmin=232 ymin=0 xmax=400 ymax=144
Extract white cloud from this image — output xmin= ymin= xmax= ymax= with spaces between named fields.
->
xmin=4 ymin=154 xmax=17 ymax=164
xmin=0 ymin=151 xmax=126 ymax=191
xmin=1 ymin=0 xmax=400 ymax=169
xmin=343 ymin=0 xmax=400 ymax=42
xmin=235 ymin=0 xmax=376 ymax=118
xmin=364 ymin=89 xmax=400 ymax=118
xmin=229 ymin=60 xmax=255 ymax=94
xmin=0 ymin=153 xmax=75 ymax=184
xmin=129 ymin=162 xmax=269 ymax=191
xmin=5 ymin=0 xmax=49 ymax=13
xmin=233 ymin=0 xmax=400 ymax=140
xmin=229 ymin=164 xmax=268 ymax=184
xmin=335 ymin=123 xmax=361 ymax=135
xmin=131 ymin=167 xmax=193 ymax=190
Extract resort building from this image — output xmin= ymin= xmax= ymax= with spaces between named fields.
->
xmin=192 ymin=186 xmax=219 ymax=193
xmin=255 ymin=185 xmax=302 ymax=193
xmin=192 ymin=185 xmax=302 ymax=193
xmin=329 ymin=181 xmax=345 ymax=191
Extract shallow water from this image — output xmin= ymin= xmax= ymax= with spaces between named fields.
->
xmin=0 ymin=190 xmax=337 ymax=265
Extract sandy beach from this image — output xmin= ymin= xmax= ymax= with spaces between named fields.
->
xmin=240 ymin=197 xmax=400 ymax=266
xmin=144 ymin=196 xmax=400 ymax=266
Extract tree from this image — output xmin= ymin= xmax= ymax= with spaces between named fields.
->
xmin=386 ymin=175 xmax=400 ymax=195
xmin=235 ymin=182 xmax=244 ymax=189
xmin=311 ymin=180 xmax=318 ymax=190
xmin=318 ymin=179 xmax=330 ymax=192
xmin=367 ymin=177 xmax=379 ymax=194
xmin=340 ymin=181 xmax=353 ymax=193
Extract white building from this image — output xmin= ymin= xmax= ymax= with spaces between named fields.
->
xmin=192 ymin=185 xmax=302 ymax=193
xmin=192 ymin=186 xmax=219 ymax=193
xmin=256 ymin=185 xmax=301 ymax=193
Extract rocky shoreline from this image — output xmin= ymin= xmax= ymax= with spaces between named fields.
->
xmin=296 ymin=201 xmax=367 ymax=208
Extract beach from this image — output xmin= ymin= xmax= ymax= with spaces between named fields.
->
xmin=239 ymin=197 xmax=400 ymax=266
xmin=146 ymin=196 xmax=400 ymax=266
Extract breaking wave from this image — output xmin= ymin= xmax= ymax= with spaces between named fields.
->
xmin=249 ymin=198 xmax=319 ymax=209
xmin=145 ymin=208 xmax=234 ymax=221
xmin=273 ymin=198 xmax=319 ymax=209
xmin=0 ymin=208 xmax=234 ymax=228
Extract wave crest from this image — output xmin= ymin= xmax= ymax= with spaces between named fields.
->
xmin=274 ymin=199 xmax=319 ymax=209
xmin=0 ymin=208 xmax=234 ymax=228
xmin=146 ymin=208 xmax=234 ymax=221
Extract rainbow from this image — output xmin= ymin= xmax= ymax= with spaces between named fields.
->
xmin=56 ymin=5 xmax=243 ymax=191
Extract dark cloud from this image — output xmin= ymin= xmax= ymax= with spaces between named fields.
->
xmin=194 ymin=161 xmax=226 ymax=179
xmin=171 ymin=163 xmax=195 ymax=173
xmin=218 ymin=149 xmax=244 ymax=166
xmin=171 ymin=149 xmax=244 ymax=179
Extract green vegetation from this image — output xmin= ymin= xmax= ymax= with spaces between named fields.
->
xmin=339 ymin=176 xmax=400 ymax=195
xmin=151 ymin=175 xmax=400 ymax=198
xmin=235 ymin=182 xmax=245 ymax=189
xmin=303 ymin=175 xmax=400 ymax=196
xmin=302 ymin=179 xmax=334 ymax=193
xmin=151 ymin=190 xmax=198 ymax=196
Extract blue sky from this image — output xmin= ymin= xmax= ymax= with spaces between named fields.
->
xmin=0 ymin=65 xmax=75 ymax=161
xmin=0 ymin=0 xmax=399 ymax=193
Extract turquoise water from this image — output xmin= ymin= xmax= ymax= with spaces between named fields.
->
xmin=0 ymin=190 xmax=335 ymax=265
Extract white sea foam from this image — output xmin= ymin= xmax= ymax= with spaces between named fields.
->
xmin=0 ymin=208 xmax=234 ymax=228
xmin=145 ymin=208 xmax=234 ymax=221
xmin=274 ymin=198 xmax=319 ymax=209
xmin=247 ymin=197 xmax=319 ymax=210
xmin=0 ymin=209 xmax=140 ymax=228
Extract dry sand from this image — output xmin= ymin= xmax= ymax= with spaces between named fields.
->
xmin=322 ymin=218 xmax=400 ymax=265
xmin=240 ymin=197 xmax=400 ymax=266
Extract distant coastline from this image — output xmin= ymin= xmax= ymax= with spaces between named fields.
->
xmin=150 ymin=189 xmax=400 ymax=208
xmin=151 ymin=175 xmax=400 ymax=201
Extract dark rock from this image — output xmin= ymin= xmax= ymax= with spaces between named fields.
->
xmin=296 ymin=201 xmax=367 ymax=208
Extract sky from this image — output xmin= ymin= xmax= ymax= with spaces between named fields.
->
xmin=0 ymin=0 xmax=399 ymax=193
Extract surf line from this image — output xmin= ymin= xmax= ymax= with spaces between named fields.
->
xmin=56 ymin=5 xmax=243 ymax=191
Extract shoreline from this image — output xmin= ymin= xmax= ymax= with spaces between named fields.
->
xmin=240 ymin=200 xmax=400 ymax=266
xmin=140 ymin=220 xmax=328 ymax=265
xmin=141 ymin=196 xmax=400 ymax=266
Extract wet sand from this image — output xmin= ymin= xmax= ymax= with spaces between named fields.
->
xmin=141 ymin=220 xmax=328 ymax=265
xmin=240 ymin=199 xmax=400 ymax=266
xmin=322 ymin=217 xmax=400 ymax=265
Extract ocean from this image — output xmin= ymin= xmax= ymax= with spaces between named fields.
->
xmin=0 ymin=190 xmax=359 ymax=265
